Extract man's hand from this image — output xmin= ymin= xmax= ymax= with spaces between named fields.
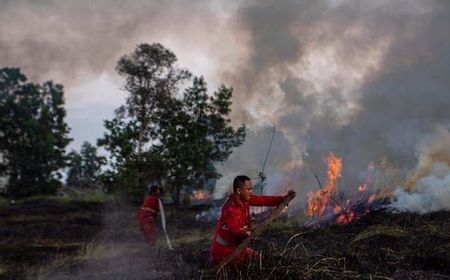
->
xmin=286 ymin=190 xmax=296 ymax=199
xmin=242 ymin=225 xmax=251 ymax=237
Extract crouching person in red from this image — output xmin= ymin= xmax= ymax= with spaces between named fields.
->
xmin=210 ymin=175 xmax=296 ymax=266
xmin=138 ymin=185 xmax=162 ymax=246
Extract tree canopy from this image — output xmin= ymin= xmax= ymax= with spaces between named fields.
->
xmin=66 ymin=141 xmax=106 ymax=189
xmin=98 ymin=43 xmax=246 ymax=204
xmin=0 ymin=68 xmax=71 ymax=198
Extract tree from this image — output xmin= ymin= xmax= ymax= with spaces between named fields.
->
xmin=66 ymin=141 xmax=106 ymax=188
xmin=115 ymin=43 xmax=191 ymax=156
xmin=98 ymin=43 xmax=189 ymax=202
xmin=0 ymin=68 xmax=71 ymax=198
xmin=99 ymin=43 xmax=245 ymax=204
xmin=158 ymin=77 xmax=246 ymax=202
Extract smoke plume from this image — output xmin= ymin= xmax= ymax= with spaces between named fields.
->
xmin=2 ymin=0 xmax=450 ymax=213
xmin=214 ymin=0 xmax=450 ymax=214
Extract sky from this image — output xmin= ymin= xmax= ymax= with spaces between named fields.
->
xmin=2 ymin=0 xmax=450 ymax=212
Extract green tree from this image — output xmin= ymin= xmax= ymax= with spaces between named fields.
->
xmin=99 ymin=43 xmax=245 ymax=204
xmin=98 ymin=43 xmax=188 ymax=202
xmin=158 ymin=77 xmax=246 ymax=202
xmin=0 ymin=68 xmax=71 ymax=198
xmin=66 ymin=141 xmax=106 ymax=188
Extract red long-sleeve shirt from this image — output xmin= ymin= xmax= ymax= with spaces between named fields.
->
xmin=210 ymin=193 xmax=285 ymax=265
xmin=139 ymin=194 xmax=160 ymax=222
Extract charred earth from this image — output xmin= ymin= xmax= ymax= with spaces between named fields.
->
xmin=0 ymin=199 xmax=449 ymax=279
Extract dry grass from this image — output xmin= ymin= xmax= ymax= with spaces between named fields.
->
xmin=2 ymin=198 xmax=449 ymax=279
xmin=352 ymin=224 xmax=409 ymax=243
xmin=78 ymin=242 xmax=146 ymax=261
xmin=200 ymin=209 xmax=450 ymax=280
xmin=171 ymin=228 xmax=212 ymax=247
xmin=0 ymin=198 xmax=104 ymax=279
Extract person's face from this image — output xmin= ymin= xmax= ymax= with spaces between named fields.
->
xmin=154 ymin=189 xmax=161 ymax=198
xmin=237 ymin=180 xmax=253 ymax=201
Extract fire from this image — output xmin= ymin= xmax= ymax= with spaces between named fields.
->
xmin=336 ymin=211 xmax=355 ymax=224
xmin=307 ymin=153 xmax=385 ymax=226
xmin=306 ymin=153 xmax=342 ymax=216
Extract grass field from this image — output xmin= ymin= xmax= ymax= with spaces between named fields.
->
xmin=0 ymin=196 xmax=449 ymax=279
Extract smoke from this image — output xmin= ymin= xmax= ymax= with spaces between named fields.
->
xmin=2 ymin=0 xmax=450 ymax=212
xmin=404 ymin=126 xmax=450 ymax=190
xmin=213 ymin=0 xmax=450 ymax=214
xmin=389 ymin=127 xmax=450 ymax=213
xmin=0 ymin=0 xmax=238 ymax=86
xmin=390 ymin=162 xmax=450 ymax=213
xmin=213 ymin=126 xmax=295 ymax=198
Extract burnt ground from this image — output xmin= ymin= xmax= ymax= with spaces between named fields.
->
xmin=0 ymin=199 xmax=214 ymax=280
xmin=0 ymin=199 xmax=449 ymax=280
xmin=0 ymin=199 xmax=104 ymax=279
xmin=248 ymin=210 xmax=450 ymax=280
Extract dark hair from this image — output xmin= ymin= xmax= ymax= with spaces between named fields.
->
xmin=233 ymin=175 xmax=251 ymax=192
xmin=149 ymin=185 xmax=162 ymax=195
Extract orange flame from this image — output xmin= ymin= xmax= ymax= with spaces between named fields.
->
xmin=336 ymin=211 xmax=356 ymax=224
xmin=307 ymin=153 xmax=342 ymax=216
xmin=306 ymin=154 xmax=387 ymax=226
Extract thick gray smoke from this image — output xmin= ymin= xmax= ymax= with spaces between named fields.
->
xmin=389 ymin=127 xmax=450 ymax=213
xmin=2 ymin=0 xmax=450 ymax=213
xmin=213 ymin=0 xmax=450 ymax=214
xmin=0 ymin=0 xmax=231 ymax=85
xmin=390 ymin=161 xmax=450 ymax=214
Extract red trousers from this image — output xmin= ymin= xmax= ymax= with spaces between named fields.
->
xmin=210 ymin=240 xmax=259 ymax=266
xmin=139 ymin=214 xmax=157 ymax=246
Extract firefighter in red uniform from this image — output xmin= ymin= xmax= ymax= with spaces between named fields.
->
xmin=138 ymin=185 xmax=162 ymax=246
xmin=210 ymin=175 xmax=296 ymax=266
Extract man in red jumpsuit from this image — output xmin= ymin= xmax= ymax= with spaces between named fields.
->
xmin=138 ymin=185 xmax=162 ymax=246
xmin=210 ymin=175 xmax=296 ymax=266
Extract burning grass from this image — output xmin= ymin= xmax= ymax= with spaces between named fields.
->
xmin=207 ymin=209 xmax=450 ymax=279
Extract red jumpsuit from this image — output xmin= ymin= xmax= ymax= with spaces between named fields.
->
xmin=210 ymin=193 xmax=285 ymax=266
xmin=138 ymin=195 xmax=160 ymax=246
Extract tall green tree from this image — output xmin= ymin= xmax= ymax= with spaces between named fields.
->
xmin=0 ymin=68 xmax=71 ymax=198
xmin=158 ymin=77 xmax=246 ymax=202
xmin=99 ymin=43 xmax=245 ymax=204
xmin=66 ymin=141 xmax=106 ymax=188
xmin=98 ymin=43 xmax=189 ymax=202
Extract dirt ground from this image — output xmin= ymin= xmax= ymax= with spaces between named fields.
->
xmin=1 ymin=199 xmax=449 ymax=280
xmin=0 ymin=199 xmax=104 ymax=279
xmin=0 ymin=199 xmax=213 ymax=280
